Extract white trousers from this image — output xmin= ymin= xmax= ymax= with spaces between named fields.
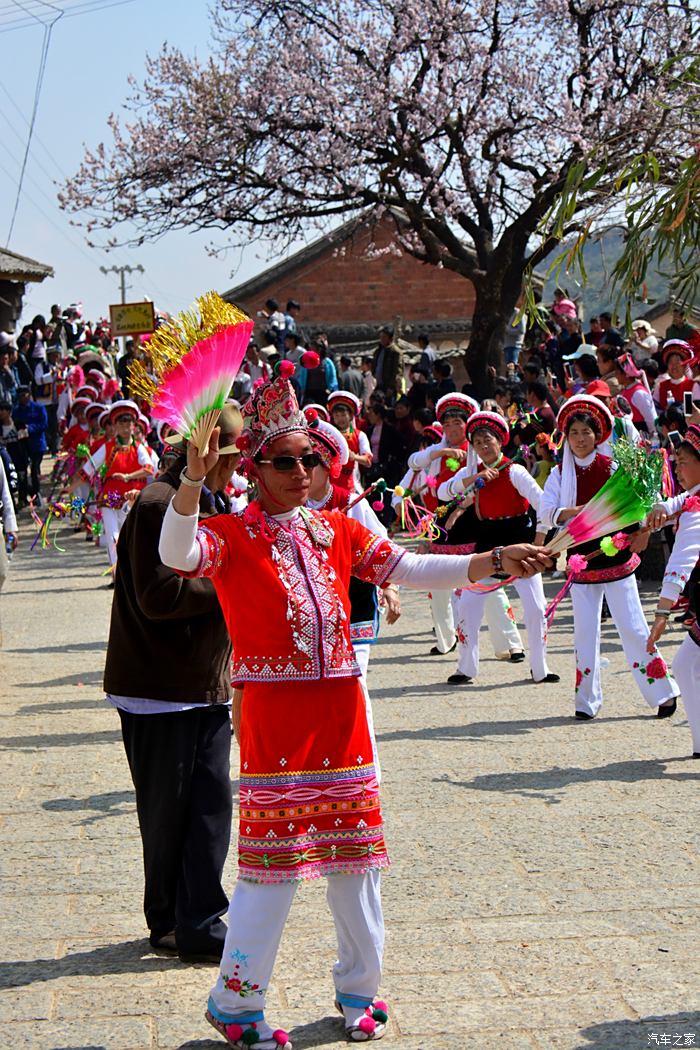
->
xmin=571 ymin=576 xmax=680 ymax=717
xmin=100 ymin=505 xmax=128 ymax=568
xmin=673 ymin=634 xmax=700 ymax=752
xmin=454 ymin=575 xmax=549 ymax=681
xmin=353 ymin=643 xmax=380 ymax=783
xmin=430 ymin=587 xmax=523 ymax=656
xmin=208 ymin=872 xmax=384 ymax=1022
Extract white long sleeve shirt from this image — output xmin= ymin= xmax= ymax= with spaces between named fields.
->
xmin=159 ymin=501 xmax=476 ymax=592
xmin=437 ymin=461 xmax=543 ymax=516
xmin=658 ymin=484 xmax=700 ymax=602
xmin=629 ymin=386 xmax=658 ymax=433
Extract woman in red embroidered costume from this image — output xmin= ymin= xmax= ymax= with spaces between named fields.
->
xmin=540 ymin=395 xmax=679 ymax=720
xmin=159 ymin=367 xmax=552 ymax=1050
xmin=656 ymin=340 xmax=695 ymax=411
xmin=440 ymin=410 xmax=557 ymax=686
xmin=327 ymin=391 xmax=372 ymax=493
xmin=646 ymin=423 xmax=700 ymax=754
xmin=75 ymin=400 xmax=154 ymax=570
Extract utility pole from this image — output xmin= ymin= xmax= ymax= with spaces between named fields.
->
xmin=100 ymin=263 xmax=144 ymax=303
xmin=100 ymin=263 xmax=145 ymax=353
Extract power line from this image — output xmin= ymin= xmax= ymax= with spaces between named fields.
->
xmin=5 ymin=0 xmax=62 ymax=245
xmin=0 ymin=0 xmax=134 ymax=31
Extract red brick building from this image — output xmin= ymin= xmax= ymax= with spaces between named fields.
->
xmin=222 ymin=214 xmax=476 ymax=355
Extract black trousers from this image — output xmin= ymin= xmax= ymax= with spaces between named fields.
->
xmin=46 ymin=403 xmax=59 ymax=454
xmin=118 ymin=704 xmax=232 ymax=953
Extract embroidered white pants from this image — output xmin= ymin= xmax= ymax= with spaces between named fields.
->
xmin=101 ymin=505 xmax=128 ymax=568
xmin=208 ymin=871 xmax=384 ymax=1022
xmin=672 ymin=634 xmax=700 ymax=752
xmin=571 ymin=576 xmax=680 ymax=717
xmin=353 ymin=643 xmax=380 ymax=783
xmin=454 ymin=575 xmax=549 ymax=682
xmin=430 ymin=588 xmax=522 ymax=656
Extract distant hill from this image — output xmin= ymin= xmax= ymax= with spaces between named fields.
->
xmin=541 ymin=229 xmax=672 ymax=321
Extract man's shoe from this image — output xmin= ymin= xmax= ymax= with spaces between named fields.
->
xmin=574 ymin=710 xmax=594 ymax=720
xmin=430 ymin=641 xmax=456 ymax=655
xmin=531 ymin=672 xmax=560 ymax=683
xmin=447 ymin=673 xmax=472 ymax=685
xmin=657 ymin=698 xmax=677 ymax=719
xmin=510 ymin=650 xmax=526 ymax=663
xmin=149 ymin=931 xmax=178 ymax=956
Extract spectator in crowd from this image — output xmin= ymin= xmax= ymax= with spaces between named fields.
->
xmin=284 ymin=299 xmax=301 ymax=338
xmin=11 ymin=336 xmax=33 ymax=390
xmin=392 ymin=397 xmax=416 ymax=449
xmin=406 ymin=365 xmax=429 ymax=412
xmin=298 ymin=344 xmax=338 ymax=406
xmin=0 ymin=399 xmax=28 ymax=506
xmin=550 ymin=287 xmax=578 ymax=320
xmin=656 ymin=342 xmax=695 ymax=410
xmin=360 ymin=355 xmax=376 ymax=407
xmin=596 ymin=344 xmax=621 ymax=396
xmin=665 ymin=304 xmax=698 ymax=343
xmin=337 ymin=355 xmax=364 ymax=399
xmin=372 ymin=326 xmax=403 ymax=400
xmin=364 ymin=401 xmax=407 ymax=489
xmin=259 ymin=298 xmax=286 ymax=348
xmin=630 ymin=320 xmax=659 ymax=361
xmin=32 ymin=340 xmax=60 ymax=456
xmin=242 ymin=342 xmax=272 ymax=387
xmin=584 ymin=316 xmax=604 ymax=347
xmin=598 ymin=312 xmax=625 ymax=352
xmin=525 ymin=382 xmax=556 ymax=433
xmin=504 ymin=307 xmax=527 ymax=366
xmin=282 ymin=332 xmax=304 ymax=369
xmin=416 ymin=333 xmax=437 ymax=373
xmin=435 ymin=361 xmax=456 ymax=398
xmin=117 ymin=337 xmax=138 ymax=396
xmin=13 ymin=385 xmax=47 ymax=506
xmin=0 ymin=348 xmax=17 ymax=404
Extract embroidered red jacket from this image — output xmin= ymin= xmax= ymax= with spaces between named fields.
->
xmin=182 ymin=508 xmax=403 ymax=685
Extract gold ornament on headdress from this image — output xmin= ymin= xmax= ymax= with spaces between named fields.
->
xmin=128 ymin=292 xmax=249 ymax=404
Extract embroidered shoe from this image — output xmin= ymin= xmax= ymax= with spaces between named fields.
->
xmin=335 ymin=1000 xmax=388 ymax=1042
xmin=205 ymin=1009 xmax=292 ymax=1049
xmin=656 ymin=698 xmax=677 ymax=719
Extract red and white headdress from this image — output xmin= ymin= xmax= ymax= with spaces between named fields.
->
xmin=238 ymin=363 xmax=307 ymax=457
xmin=86 ymin=368 xmax=106 ymax=387
xmin=70 ymin=396 xmax=91 ymax=415
xmin=308 ymin=417 xmax=350 ymax=477
xmin=75 ymin=385 xmax=95 ymax=401
xmin=108 ymin=399 xmax=140 ymax=425
xmin=661 ymin=339 xmax=694 ymax=365
xmin=327 ymin=391 xmax=362 ymax=417
xmin=85 ymin=401 xmax=103 ymax=421
xmin=435 ymin=392 xmax=479 ymax=421
xmin=466 ymin=410 xmax=510 ymax=446
xmin=684 ymin=424 xmax=700 ymax=456
xmin=556 ymin=394 xmax=613 ymax=444
xmin=423 ymin=422 xmax=443 ymax=443
xmin=303 ymin=403 xmax=330 ymax=423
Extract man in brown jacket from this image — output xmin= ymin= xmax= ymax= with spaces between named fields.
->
xmin=371 ymin=325 xmax=404 ymax=402
xmin=104 ymin=408 xmax=242 ymax=963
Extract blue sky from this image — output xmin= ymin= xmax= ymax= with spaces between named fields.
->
xmin=0 ymin=0 xmax=268 ymax=325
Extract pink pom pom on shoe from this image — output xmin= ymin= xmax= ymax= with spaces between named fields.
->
xmin=373 ymin=1001 xmax=388 ymax=1012
xmin=271 ymin=1030 xmax=290 ymax=1044
xmin=225 ymin=1023 xmax=244 ymax=1040
xmin=358 ymin=1016 xmax=377 ymax=1034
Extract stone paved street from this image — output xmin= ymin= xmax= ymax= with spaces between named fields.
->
xmin=1 ymin=526 xmax=700 ymax=1050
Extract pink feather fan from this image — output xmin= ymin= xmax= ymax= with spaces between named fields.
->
xmin=144 ymin=292 xmax=253 ymax=457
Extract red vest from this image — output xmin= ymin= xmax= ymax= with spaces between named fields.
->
xmin=100 ymin=439 xmax=148 ymax=502
xmin=337 ymin=428 xmax=361 ymax=491
xmin=574 ymin=452 xmax=612 ymax=503
xmin=476 ymin=460 xmax=529 ymax=519
xmin=62 ymin=422 xmax=88 ymax=453
xmin=657 ymin=376 xmax=693 ymax=409
xmin=625 ymin=381 xmax=649 ymax=425
xmin=434 ymin=441 xmax=469 ymax=511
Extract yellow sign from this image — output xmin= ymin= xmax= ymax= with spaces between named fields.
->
xmin=109 ymin=301 xmax=156 ymax=337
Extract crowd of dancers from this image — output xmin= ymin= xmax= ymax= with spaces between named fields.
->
xmin=2 ymin=300 xmax=700 ymax=1049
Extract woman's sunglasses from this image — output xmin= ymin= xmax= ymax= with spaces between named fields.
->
xmin=257 ymin=452 xmax=321 ymax=472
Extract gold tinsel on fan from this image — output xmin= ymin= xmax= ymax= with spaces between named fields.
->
xmin=128 ymin=292 xmax=249 ymax=405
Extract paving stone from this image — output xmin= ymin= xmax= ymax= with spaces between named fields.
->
xmin=2 ymin=528 xmax=699 ymax=1048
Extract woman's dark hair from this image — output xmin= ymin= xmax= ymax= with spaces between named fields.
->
xmin=527 ymin=380 xmax=549 ymax=403
xmin=414 ymin=407 xmax=434 ymax=427
xmin=660 ymin=405 xmax=687 ymax=434
xmin=641 ymin=359 xmax=659 ymax=381
xmin=598 ymin=345 xmax=619 ymax=364
xmin=471 ymin=424 xmax=504 ymax=445
xmin=31 ymin=315 xmax=46 ymax=329
xmin=576 ymin=355 xmax=599 ymax=381
xmin=369 ymin=402 xmax=387 ymax=419
xmin=564 ymin=410 xmax=602 ymax=438
xmin=441 ymin=408 xmax=468 ymax=424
